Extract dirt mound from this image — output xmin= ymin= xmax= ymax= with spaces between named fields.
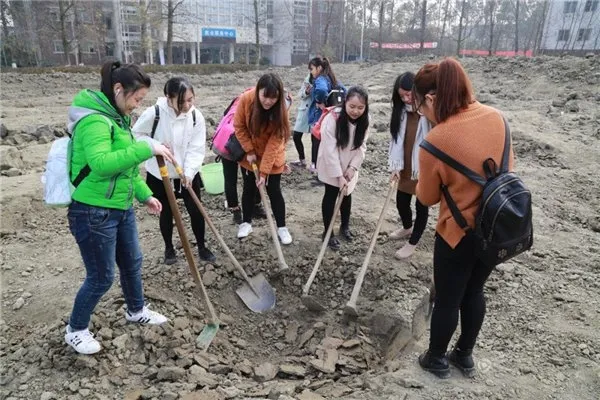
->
xmin=1 ymin=56 xmax=600 ymax=399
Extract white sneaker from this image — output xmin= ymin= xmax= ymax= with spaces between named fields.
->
xmin=125 ymin=305 xmax=168 ymax=325
xmin=65 ymin=326 xmax=102 ymax=355
xmin=237 ymin=222 xmax=253 ymax=239
xmin=390 ymin=227 xmax=413 ymax=240
xmin=277 ymin=227 xmax=293 ymax=245
xmin=395 ymin=243 xmax=417 ymax=259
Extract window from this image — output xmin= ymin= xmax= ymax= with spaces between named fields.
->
xmin=585 ymin=0 xmax=599 ymax=11
xmin=81 ymin=41 xmax=95 ymax=54
xmin=53 ymin=40 xmax=64 ymax=54
xmin=267 ymin=23 xmax=273 ymax=38
xmin=79 ymin=11 xmax=92 ymax=23
xmin=564 ymin=1 xmax=578 ymax=13
xmin=558 ymin=29 xmax=570 ymax=41
xmin=577 ymin=28 xmax=592 ymax=41
xmin=105 ymin=15 xmax=112 ymax=30
xmin=49 ymin=8 xmax=60 ymax=21
xmin=105 ymin=43 xmax=114 ymax=57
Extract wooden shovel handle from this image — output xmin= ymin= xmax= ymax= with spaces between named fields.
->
xmin=252 ymin=163 xmax=289 ymax=271
xmin=155 ymin=156 xmax=219 ymax=324
xmin=302 ymin=185 xmax=347 ymax=296
xmin=346 ymin=179 xmax=398 ymax=308
xmin=169 ymin=160 xmax=259 ymax=295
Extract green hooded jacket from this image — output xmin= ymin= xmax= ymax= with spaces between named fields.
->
xmin=68 ymin=89 xmax=154 ymax=210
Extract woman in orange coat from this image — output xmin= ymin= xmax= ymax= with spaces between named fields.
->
xmin=234 ymin=73 xmax=293 ymax=244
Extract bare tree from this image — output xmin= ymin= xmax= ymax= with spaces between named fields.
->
xmin=487 ymin=0 xmax=498 ymax=55
xmin=514 ymin=0 xmax=520 ymax=52
xmin=378 ymin=0 xmax=385 ymax=60
xmin=419 ymin=0 xmax=427 ymax=51
xmin=438 ymin=0 xmax=451 ymax=54
xmin=164 ymin=0 xmax=185 ymax=64
xmin=456 ymin=0 xmax=468 ymax=56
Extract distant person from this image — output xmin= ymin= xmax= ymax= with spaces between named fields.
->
xmin=65 ymin=61 xmax=174 ymax=355
xmin=290 ymin=72 xmax=314 ymax=169
xmin=132 ymin=77 xmax=216 ymax=265
xmin=388 ymin=72 xmax=432 ymax=259
xmin=234 ymin=73 xmax=293 ymax=244
xmin=317 ymin=86 xmax=369 ymax=250
xmin=307 ymin=57 xmax=343 ymax=181
xmin=414 ymin=58 xmax=514 ymax=378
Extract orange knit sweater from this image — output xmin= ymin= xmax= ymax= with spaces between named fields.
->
xmin=416 ymin=102 xmax=515 ymax=249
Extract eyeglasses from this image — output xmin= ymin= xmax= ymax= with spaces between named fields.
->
xmin=414 ymin=99 xmax=424 ymax=116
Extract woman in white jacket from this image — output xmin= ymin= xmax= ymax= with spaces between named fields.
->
xmin=317 ymin=86 xmax=369 ymax=250
xmin=132 ymin=77 xmax=215 ymax=264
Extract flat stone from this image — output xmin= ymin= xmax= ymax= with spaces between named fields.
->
xmin=123 ymin=390 xmax=144 ymax=400
xmin=310 ymin=349 xmax=338 ymax=374
xmin=173 ymin=317 xmax=190 ymax=330
xmin=279 ymin=363 xmax=306 ymax=378
xmin=40 ymin=392 xmax=57 ymax=400
xmin=298 ymin=329 xmax=314 ymax=348
xmin=285 ymin=322 xmax=299 ymax=343
xmin=12 ymin=297 xmax=25 ymax=310
xmin=341 ymin=339 xmax=361 ymax=349
xmin=297 ymin=389 xmax=326 ymax=400
xmin=112 ymin=333 xmax=129 ymax=349
xmin=203 ymin=270 xmax=218 ymax=287
xmin=321 ymin=337 xmax=344 ymax=349
xmin=157 ymin=366 xmax=186 ymax=381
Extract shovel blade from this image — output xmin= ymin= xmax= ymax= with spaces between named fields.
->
xmin=196 ymin=323 xmax=219 ymax=351
xmin=301 ymin=294 xmax=327 ymax=312
xmin=235 ymin=273 xmax=276 ymax=313
xmin=411 ymin=291 xmax=433 ymax=339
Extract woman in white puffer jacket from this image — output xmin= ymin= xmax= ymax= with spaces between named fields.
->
xmin=133 ymin=77 xmax=215 ymax=265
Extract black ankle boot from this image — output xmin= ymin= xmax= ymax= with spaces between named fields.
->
xmin=447 ymin=347 xmax=475 ymax=378
xmin=418 ymin=350 xmax=450 ymax=379
xmin=164 ymin=247 xmax=177 ymax=265
xmin=340 ymin=225 xmax=354 ymax=241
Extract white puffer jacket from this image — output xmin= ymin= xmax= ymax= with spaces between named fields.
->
xmin=133 ymin=97 xmax=206 ymax=180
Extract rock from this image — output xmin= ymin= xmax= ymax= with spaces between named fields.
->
xmin=208 ymin=364 xmax=232 ymax=375
xmin=321 ymin=337 xmax=344 ymax=349
xmin=157 ymin=366 xmax=186 ymax=381
xmin=298 ymin=329 xmax=314 ymax=348
xmin=341 ymin=339 xmax=360 ymax=349
xmin=112 ymin=333 xmax=129 ymax=349
xmin=0 ymin=123 xmax=7 ymax=138
xmin=2 ymin=167 xmax=22 ymax=177
xmin=397 ymin=376 xmax=424 ymax=388
xmin=285 ymin=322 xmax=299 ymax=343
xmin=34 ymin=125 xmax=54 ymax=140
xmin=173 ymin=317 xmax=190 ymax=330
xmin=0 ymin=147 xmax=23 ymax=171
xmin=565 ymin=100 xmax=579 ymax=113
xmin=97 ymin=327 xmax=113 ymax=340
xmin=297 ymin=390 xmax=326 ymax=400
xmin=310 ymin=349 xmax=338 ymax=374
xmin=123 ymin=389 xmax=144 ymax=400
xmin=279 ymin=363 xmax=306 ymax=378
xmin=40 ymin=392 xmax=56 ymax=400
xmin=181 ymin=390 xmax=223 ymax=400
xmin=497 ymin=264 xmax=515 ymax=274
xmin=552 ymin=99 xmax=566 ymax=107
xmin=203 ymin=270 xmax=218 ymax=287
xmin=217 ymin=386 xmax=244 ymax=398
xmin=161 ymin=392 xmax=178 ymax=400
xmin=12 ymin=297 xmax=25 ymax=310
xmin=254 ymin=362 xmax=278 ymax=382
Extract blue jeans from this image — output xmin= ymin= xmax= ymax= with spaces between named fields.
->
xmin=67 ymin=201 xmax=145 ymax=331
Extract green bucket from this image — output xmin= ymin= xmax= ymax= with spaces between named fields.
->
xmin=200 ymin=162 xmax=224 ymax=195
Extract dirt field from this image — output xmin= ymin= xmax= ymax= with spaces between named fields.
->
xmin=1 ymin=56 xmax=599 ymax=400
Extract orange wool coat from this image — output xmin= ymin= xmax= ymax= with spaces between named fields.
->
xmin=233 ymin=88 xmax=289 ymax=177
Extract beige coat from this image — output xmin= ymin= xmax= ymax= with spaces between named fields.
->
xmin=316 ymin=110 xmax=368 ymax=194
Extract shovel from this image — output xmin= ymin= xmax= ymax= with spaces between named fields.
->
xmin=411 ymin=276 xmax=435 ymax=339
xmin=156 ymin=156 xmax=219 ymax=350
xmin=251 ymin=163 xmax=289 ymax=272
xmin=301 ymin=185 xmax=347 ymax=312
xmin=344 ymin=179 xmax=398 ymax=318
xmin=170 ymin=160 xmax=276 ymax=313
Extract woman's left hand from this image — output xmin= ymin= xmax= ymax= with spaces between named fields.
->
xmin=145 ymin=197 xmax=162 ymax=215
xmin=256 ymin=175 xmax=266 ymax=187
xmin=344 ymin=167 xmax=356 ymax=181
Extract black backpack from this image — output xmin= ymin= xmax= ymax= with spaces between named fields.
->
xmin=420 ymin=117 xmax=533 ymax=266
xmin=150 ymin=104 xmax=196 ymax=138
xmin=326 ymin=84 xmax=346 ymax=107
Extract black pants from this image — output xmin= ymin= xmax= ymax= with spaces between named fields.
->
xmin=396 ymin=191 xmax=429 ymax=245
xmin=222 ymin=157 xmax=260 ymax=209
xmin=429 ymin=234 xmax=495 ymax=356
xmin=322 ymin=183 xmax=351 ymax=232
xmin=146 ymin=173 xmax=206 ymax=249
xmin=293 ymin=131 xmax=306 ymax=161
xmin=241 ymin=169 xmax=286 ymax=227
xmin=311 ymin=135 xmax=320 ymax=166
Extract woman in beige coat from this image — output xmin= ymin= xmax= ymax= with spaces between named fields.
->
xmin=317 ymin=86 xmax=369 ymax=250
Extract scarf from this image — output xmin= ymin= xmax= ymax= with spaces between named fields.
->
xmin=388 ymin=105 xmax=432 ymax=180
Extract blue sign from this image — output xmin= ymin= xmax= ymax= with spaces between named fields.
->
xmin=202 ymin=28 xmax=236 ymax=39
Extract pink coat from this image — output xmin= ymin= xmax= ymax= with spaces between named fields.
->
xmin=316 ymin=111 xmax=368 ymax=194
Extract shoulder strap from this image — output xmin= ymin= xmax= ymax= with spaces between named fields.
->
xmin=192 ymin=109 xmax=197 ymax=127
xmin=420 ymin=140 xmax=487 ymax=186
xmin=440 ymin=184 xmax=470 ymax=230
xmin=71 ymin=115 xmax=115 ymax=188
xmin=150 ymin=105 xmax=160 ymax=139
xmin=500 ymin=115 xmax=511 ymax=173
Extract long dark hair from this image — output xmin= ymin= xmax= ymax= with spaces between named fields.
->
xmin=335 ymin=86 xmax=369 ymax=150
xmin=164 ymin=77 xmax=194 ymax=111
xmin=308 ymin=57 xmax=338 ymax=87
xmin=390 ymin=72 xmax=414 ymax=142
xmin=250 ymin=73 xmax=290 ymax=140
xmin=100 ymin=60 xmax=151 ymax=114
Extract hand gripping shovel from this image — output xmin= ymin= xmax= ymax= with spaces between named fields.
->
xmin=251 ymin=163 xmax=289 ymax=272
xmin=170 ymin=160 xmax=276 ymax=313
xmin=301 ymin=185 xmax=347 ymax=312
xmin=344 ymin=179 xmax=398 ymax=318
xmin=156 ymin=156 xmax=219 ymax=350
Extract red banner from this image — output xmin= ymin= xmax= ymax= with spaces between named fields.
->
xmin=370 ymin=42 xmax=438 ymax=49
xmin=460 ymin=49 xmax=533 ymax=57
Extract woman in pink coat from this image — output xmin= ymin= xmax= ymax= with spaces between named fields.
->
xmin=317 ymin=86 xmax=369 ymax=250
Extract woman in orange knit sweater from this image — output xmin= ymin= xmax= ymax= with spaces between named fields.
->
xmin=414 ymin=58 xmax=514 ymax=379
xmin=234 ymin=73 xmax=293 ymax=244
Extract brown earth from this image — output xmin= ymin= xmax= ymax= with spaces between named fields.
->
xmin=0 ymin=56 xmax=599 ymax=400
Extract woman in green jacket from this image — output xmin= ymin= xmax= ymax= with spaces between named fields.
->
xmin=65 ymin=61 xmax=174 ymax=355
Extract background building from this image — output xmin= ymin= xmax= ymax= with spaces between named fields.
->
xmin=540 ymin=0 xmax=600 ymax=54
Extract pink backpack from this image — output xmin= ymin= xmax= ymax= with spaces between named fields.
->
xmin=211 ymin=88 xmax=252 ymax=160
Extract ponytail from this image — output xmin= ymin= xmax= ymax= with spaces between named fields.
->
xmin=308 ymin=56 xmax=338 ymax=87
xmin=100 ymin=60 xmax=152 ymax=113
